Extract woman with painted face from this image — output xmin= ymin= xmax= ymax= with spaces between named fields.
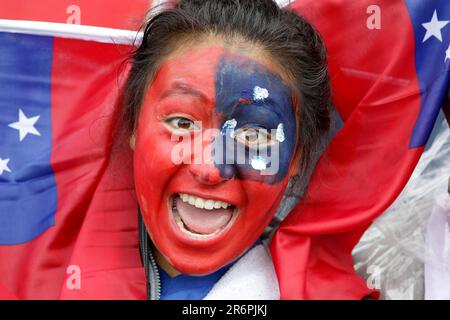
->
xmin=120 ymin=0 xmax=331 ymax=299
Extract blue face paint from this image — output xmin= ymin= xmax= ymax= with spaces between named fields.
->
xmin=213 ymin=54 xmax=297 ymax=184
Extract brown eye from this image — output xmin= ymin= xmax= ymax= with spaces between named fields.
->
xmin=234 ymin=127 xmax=274 ymax=149
xmin=244 ymin=130 xmax=258 ymax=143
xmin=165 ymin=117 xmax=198 ymax=132
xmin=177 ymin=118 xmax=193 ymax=130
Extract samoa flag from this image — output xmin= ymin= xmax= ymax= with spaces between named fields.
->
xmin=0 ymin=32 xmax=57 ymax=245
xmin=0 ymin=0 xmax=448 ymax=300
xmin=270 ymin=0 xmax=450 ymax=299
xmin=0 ymin=23 xmax=146 ymax=299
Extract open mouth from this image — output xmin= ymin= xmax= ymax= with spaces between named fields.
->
xmin=171 ymin=193 xmax=238 ymax=240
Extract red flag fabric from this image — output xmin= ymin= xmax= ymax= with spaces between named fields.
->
xmin=0 ymin=0 xmax=150 ymax=30
xmin=1 ymin=0 xmax=448 ymax=300
xmin=270 ymin=0 xmax=449 ymax=299
xmin=0 ymin=31 xmax=146 ymax=299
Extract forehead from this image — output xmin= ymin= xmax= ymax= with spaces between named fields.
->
xmin=149 ymin=46 xmax=293 ymax=109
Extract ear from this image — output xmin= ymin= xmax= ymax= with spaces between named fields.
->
xmin=129 ymin=133 xmax=136 ymax=150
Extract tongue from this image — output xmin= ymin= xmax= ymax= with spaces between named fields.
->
xmin=175 ymin=197 xmax=233 ymax=234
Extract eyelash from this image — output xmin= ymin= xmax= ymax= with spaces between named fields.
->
xmin=164 ymin=116 xmax=199 ymax=132
xmin=234 ymin=127 xmax=275 ymax=149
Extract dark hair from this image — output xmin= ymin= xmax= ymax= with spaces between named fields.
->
xmin=121 ymin=0 xmax=331 ymax=177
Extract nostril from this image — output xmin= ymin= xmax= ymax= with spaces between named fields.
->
xmin=217 ymin=164 xmax=235 ymax=180
xmin=188 ymin=163 xmax=225 ymax=185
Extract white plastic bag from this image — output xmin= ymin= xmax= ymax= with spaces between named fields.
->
xmin=353 ymin=114 xmax=450 ymax=300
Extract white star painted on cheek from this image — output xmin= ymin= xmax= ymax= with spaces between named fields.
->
xmin=0 ymin=158 xmax=11 ymax=176
xmin=445 ymin=44 xmax=450 ymax=62
xmin=422 ymin=10 xmax=449 ymax=42
xmin=8 ymin=109 xmax=41 ymax=142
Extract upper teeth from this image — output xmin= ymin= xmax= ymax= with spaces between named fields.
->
xmin=179 ymin=194 xmax=232 ymax=210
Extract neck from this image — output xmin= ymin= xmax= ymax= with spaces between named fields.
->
xmin=153 ymin=247 xmax=182 ymax=278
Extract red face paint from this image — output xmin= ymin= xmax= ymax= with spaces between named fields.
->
xmin=134 ymin=47 xmax=297 ymax=275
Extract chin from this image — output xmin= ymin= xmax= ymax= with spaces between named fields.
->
xmin=141 ymin=184 xmax=280 ymax=276
xmin=170 ymin=256 xmax=231 ymax=276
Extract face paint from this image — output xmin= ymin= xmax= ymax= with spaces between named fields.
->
xmin=250 ymin=155 xmax=269 ymax=170
xmin=221 ymin=118 xmax=237 ymax=138
xmin=134 ymin=46 xmax=298 ymax=275
xmin=276 ymin=123 xmax=285 ymax=142
xmin=253 ymin=86 xmax=269 ymax=101
xmin=214 ymin=54 xmax=297 ymax=184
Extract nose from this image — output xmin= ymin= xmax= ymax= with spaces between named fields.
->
xmin=188 ymin=162 xmax=225 ymax=185
xmin=188 ymin=132 xmax=236 ymax=185
xmin=188 ymin=137 xmax=237 ymax=184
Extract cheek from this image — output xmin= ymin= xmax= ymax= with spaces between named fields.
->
xmin=240 ymin=178 xmax=288 ymax=229
xmin=135 ymin=132 xmax=169 ymax=179
xmin=133 ymin=114 xmax=179 ymax=215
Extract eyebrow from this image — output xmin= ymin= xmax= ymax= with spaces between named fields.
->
xmin=160 ymin=82 xmax=210 ymax=102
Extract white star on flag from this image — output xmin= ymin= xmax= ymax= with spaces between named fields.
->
xmin=422 ymin=10 xmax=449 ymax=42
xmin=446 ymin=44 xmax=450 ymax=62
xmin=0 ymin=158 xmax=11 ymax=176
xmin=8 ymin=108 xmax=41 ymax=141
